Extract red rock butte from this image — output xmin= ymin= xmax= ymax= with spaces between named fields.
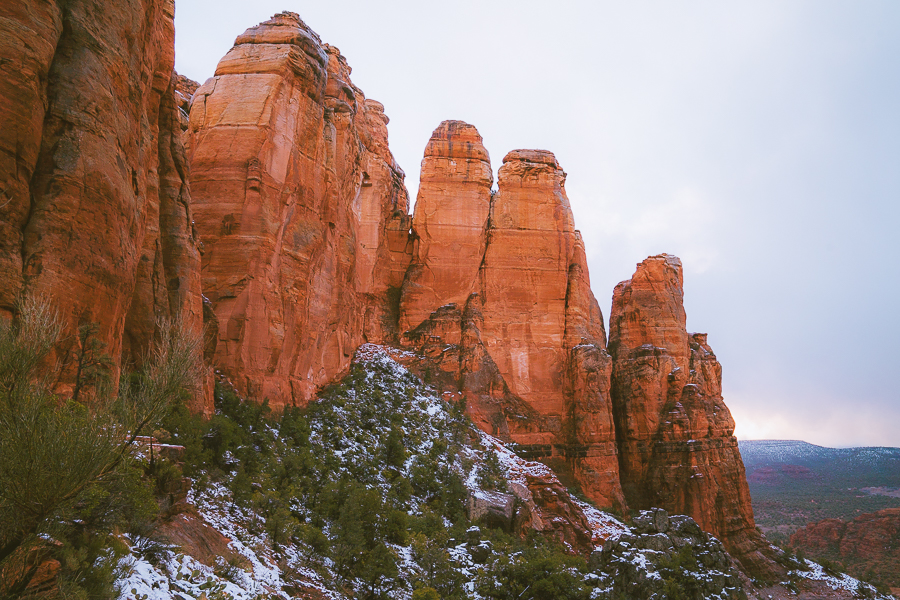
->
xmin=0 ymin=9 xmax=775 ymax=576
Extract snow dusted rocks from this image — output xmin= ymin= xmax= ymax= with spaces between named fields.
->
xmin=590 ymin=509 xmax=746 ymax=600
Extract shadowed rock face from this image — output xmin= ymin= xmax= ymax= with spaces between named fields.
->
xmin=609 ymin=254 xmax=770 ymax=574
xmin=187 ymin=12 xmax=411 ymax=409
xmin=0 ymin=0 xmax=207 ymax=411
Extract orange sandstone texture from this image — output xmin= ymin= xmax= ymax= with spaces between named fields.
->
xmin=608 ymin=254 xmax=770 ymax=574
xmin=398 ymin=137 xmax=623 ymax=509
xmin=399 ymin=121 xmax=492 ymax=334
xmin=188 ymin=13 xmax=411 ymax=409
xmin=0 ymin=0 xmax=207 ymax=410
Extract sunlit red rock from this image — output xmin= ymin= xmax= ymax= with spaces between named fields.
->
xmin=188 ymin=13 xmax=410 ymax=408
xmin=399 ymin=120 xmax=492 ymax=334
xmin=609 ymin=254 xmax=770 ymax=574
xmin=397 ymin=144 xmax=623 ymax=509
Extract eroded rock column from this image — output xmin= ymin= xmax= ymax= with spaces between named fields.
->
xmin=188 ymin=13 xmax=410 ymax=408
xmin=609 ymin=254 xmax=769 ymax=573
xmin=399 ymin=120 xmax=493 ymax=334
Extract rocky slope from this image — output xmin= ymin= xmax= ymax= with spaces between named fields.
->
xmin=0 ymin=0 xmax=207 ymax=408
xmin=790 ymin=508 xmax=900 ymax=592
xmin=115 ymin=347 xmax=887 ymax=600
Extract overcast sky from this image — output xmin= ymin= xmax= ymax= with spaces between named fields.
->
xmin=174 ymin=1 xmax=900 ymax=448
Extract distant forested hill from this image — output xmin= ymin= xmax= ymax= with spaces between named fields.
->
xmin=739 ymin=440 xmax=900 ymax=543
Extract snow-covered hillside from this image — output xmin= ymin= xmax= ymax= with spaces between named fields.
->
xmin=115 ymin=347 xmax=889 ymax=600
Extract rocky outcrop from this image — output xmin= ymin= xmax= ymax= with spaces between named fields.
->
xmin=0 ymin=0 xmax=206 ymax=409
xmin=399 ymin=121 xmax=492 ymax=334
xmin=0 ymin=3 xmax=776 ymax=579
xmin=187 ymin=13 xmax=411 ymax=409
xmin=609 ymin=254 xmax=769 ymax=574
xmin=396 ymin=138 xmax=623 ymax=509
xmin=592 ymin=509 xmax=747 ymax=600
xmin=480 ymin=150 xmax=621 ymax=509
xmin=790 ymin=508 xmax=900 ymax=591
xmin=173 ymin=72 xmax=199 ymax=132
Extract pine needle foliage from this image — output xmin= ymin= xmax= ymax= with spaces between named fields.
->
xmin=0 ymin=297 xmax=200 ymax=598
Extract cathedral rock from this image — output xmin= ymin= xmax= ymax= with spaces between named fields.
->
xmin=187 ymin=13 xmax=411 ymax=407
xmin=0 ymin=8 xmax=775 ymax=576
xmin=609 ymin=255 xmax=771 ymax=573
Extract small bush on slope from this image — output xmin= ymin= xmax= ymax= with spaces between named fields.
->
xmin=0 ymin=298 xmax=200 ymax=599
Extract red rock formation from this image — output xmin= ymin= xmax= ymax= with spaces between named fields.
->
xmin=399 ymin=121 xmax=492 ymax=334
xmin=480 ymin=150 xmax=621 ymax=509
xmin=397 ymin=142 xmax=623 ymax=509
xmin=0 ymin=0 xmax=207 ymax=409
xmin=188 ymin=13 xmax=410 ymax=409
xmin=608 ymin=254 xmax=769 ymax=573
xmin=173 ymin=72 xmax=199 ymax=132
xmin=790 ymin=508 xmax=900 ymax=590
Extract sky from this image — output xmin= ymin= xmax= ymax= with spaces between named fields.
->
xmin=174 ymin=1 xmax=900 ymax=448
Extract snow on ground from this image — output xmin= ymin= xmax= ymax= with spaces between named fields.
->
xmin=118 ymin=479 xmax=342 ymax=600
xmin=794 ymin=559 xmax=880 ymax=596
xmin=116 ymin=344 xmax=757 ymax=600
xmin=572 ymin=498 xmax=629 ymax=546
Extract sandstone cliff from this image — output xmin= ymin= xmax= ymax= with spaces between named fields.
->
xmin=398 ymin=132 xmax=623 ymax=510
xmin=399 ymin=121 xmax=492 ymax=334
xmin=187 ymin=12 xmax=411 ymax=409
xmin=0 ymin=0 xmax=206 ymax=409
xmin=0 ymin=4 xmax=777 ymax=579
xmin=608 ymin=254 xmax=770 ymax=573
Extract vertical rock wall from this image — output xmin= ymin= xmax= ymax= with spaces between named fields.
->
xmin=0 ymin=0 xmax=206 ymax=410
xmin=399 ymin=121 xmax=492 ymax=335
xmin=608 ymin=254 xmax=770 ymax=573
xmin=0 ymin=3 xmax=768 ymax=569
xmin=187 ymin=13 xmax=410 ymax=409
xmin=398 ymin=132 xmax=624 ymax=509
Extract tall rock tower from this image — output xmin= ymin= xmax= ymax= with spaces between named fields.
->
xmin=609 ymin=254 xmax=771 ymax=574
xmin=187 ymin=13 xmax=412 ymax=408
xmin=399 ymin=127 xmax=624 ymax=509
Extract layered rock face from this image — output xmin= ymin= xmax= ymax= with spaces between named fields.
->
xmin=399 ymin=121 xmax=492 ymax=334
xmin=398 ymin=133 xmax=623 ymax=509
xmin=480 ymin=150 xmax=621 ymax=508
xmin=608 ymin=255 xmax=767 ymax=572
xmin=0 ymin=0 xmax=206 ymax=408
xmin=187 ymin=13 xmax=411 ymax=409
